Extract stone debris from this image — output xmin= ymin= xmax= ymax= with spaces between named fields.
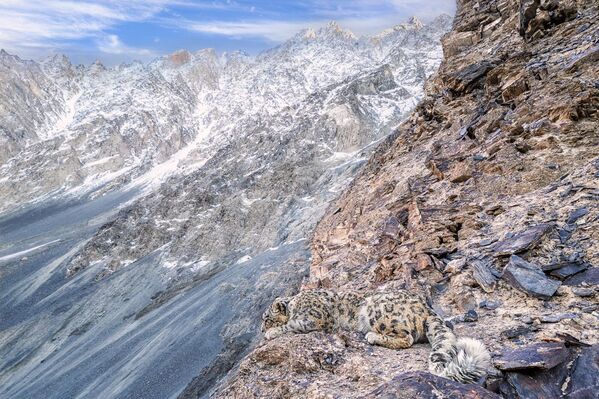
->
xmin=364 ymin=371 xmax=501 ymax=399
xmin=492 ymin=224 xmax=552 ymax=256
xmin=494 ymin=342 xmax=569 ymax=371
xmin=470 ymin=258 xmax=500 ymax=293
xmin=564 ymin=267 xmax=599 ymax=286
xmin=502 ymin=255 xmax=561 ymax=299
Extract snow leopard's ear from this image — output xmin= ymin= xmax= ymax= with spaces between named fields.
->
xmin=273 ymin=296 xmax=291 ymax=315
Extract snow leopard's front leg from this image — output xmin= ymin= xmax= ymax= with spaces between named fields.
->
xmin=264 ymin=317 xmax=327 ymax=340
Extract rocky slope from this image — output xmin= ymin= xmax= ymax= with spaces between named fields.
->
xmin=219 ymin=0 xmax=599 ymax=397
xmin=0 ymin=17 xmax=452 ymax=399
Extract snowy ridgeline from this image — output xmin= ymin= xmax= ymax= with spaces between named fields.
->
xmin=0 ymin=15 xmax=451 ymax=214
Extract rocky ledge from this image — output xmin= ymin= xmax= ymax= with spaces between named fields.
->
xmin=215 ymin=0 xmax=598 ymax=397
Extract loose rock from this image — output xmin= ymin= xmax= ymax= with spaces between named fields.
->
xmin=502 ymin=255 xmax=561 ymax=299
xmin=364 ymin=371 xmax=501 ymax=399
xmin=494 ymin=342 xmax=570 ymax=371
xmin=492 ymin=224 xmax=552 ymax=256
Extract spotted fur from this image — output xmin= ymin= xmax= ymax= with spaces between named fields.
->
xmin=262 ymin=289 xmax=490 ymax=384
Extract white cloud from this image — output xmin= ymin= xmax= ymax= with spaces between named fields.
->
xmin=0 ymin=0 xmax=456 ymax=61
xmin=178 ymin=0 xmax=455 ymax=42
xmin=97 ymin=34 xmax=155 ymax=56
xmin=185 ymin=20 xmax=312 ymax=42
xmin=0 ymin=0 xmax=170 ymax=58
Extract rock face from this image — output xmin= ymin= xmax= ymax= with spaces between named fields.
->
xmin=220 ymin=0 xmax=598 ymax=397
xmin=0 ymin=17 xmax=453 ymax=399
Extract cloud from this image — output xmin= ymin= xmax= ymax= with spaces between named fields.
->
xmin=184 ymin=20 xmax=312 ymax=42
xmin=0 ymin=0 xmax=456 ymax=62
xmin=177 ymin=0 xmax=455 ymax=42
xmin=0 ymin=0 xmax=171 ymax=58
xmin=97 ymin=34 xmax=155 ymax=56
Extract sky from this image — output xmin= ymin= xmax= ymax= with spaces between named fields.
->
xmin=0 ymin=0 xmax=455 ymax=65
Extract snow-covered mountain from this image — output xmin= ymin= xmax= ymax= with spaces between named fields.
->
xmin=0 ymin=15 xmax=449 ymax=214
xmin=0 ymin=15 xmax=451 ymax=399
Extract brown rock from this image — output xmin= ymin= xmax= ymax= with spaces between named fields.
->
xmin=449 ymin=161 xmax=473 ymax=183
xmin=501 ymin=74 xmax=529 ymax=103
xmin=442 ymin=31 xmax=481 ymax=57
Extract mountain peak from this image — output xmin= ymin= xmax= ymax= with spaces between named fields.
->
xmin=168 ymin=49 xmax=192 ymax=66
xmin=321 ymin=21 xmax=357 ymax=40
xmin=303 ymin=28 xmax=317 ymax=40
xmin=408 ymin=16 xmax=424 ymax=29
xmin=88 ymin=59 xmax=106 ymax=73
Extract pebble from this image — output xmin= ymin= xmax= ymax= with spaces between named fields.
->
xmin=464 ymin=309 xmax=478 ymax=322
xmin=479 ymin=299 xmax=502 ymax=310
xmin=572 ymin=287 xmax=595 ymax=297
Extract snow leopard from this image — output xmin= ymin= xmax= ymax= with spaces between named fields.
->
xmin=261 ymin=289 xmax=490 ymax=384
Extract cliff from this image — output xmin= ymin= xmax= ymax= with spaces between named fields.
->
xmin=217 ymin=0 xmax=598 ymax=397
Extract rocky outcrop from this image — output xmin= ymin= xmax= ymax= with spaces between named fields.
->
xmin=219 ymin=0 xmax=598 ymax=397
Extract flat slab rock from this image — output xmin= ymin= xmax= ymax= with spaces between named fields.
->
xmin=502 ymin=255 xmax=561 ymax=299
xmin=494 ymin=342 xmax=569 ymax=371
xmin=363 ymin=371 xmax=500 ymax=399
xmin=492 ymin=224 xmax=552 ymax=256
xmin=498 ymin=344 xmax=599 ymax=398
xmin=564 ymin=267 xmax=599 ymax=286
xmin=567 ymin=344 xmax=599 ymax=398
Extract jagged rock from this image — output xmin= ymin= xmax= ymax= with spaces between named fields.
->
xmin=363 ymin=371 xmax=500 ymax=399
xmin=447 ymin=61 xmax=495 ymax=94
xmin=442 ymin=31 xmax=480 ymax=57
xmin=499 ymin=366 xmax=569 ymax=398
xmin=479 ymin=300 xmax=502 ymax=310
xmin=548 ymin=261 xmax=589 ymax=280
xmin=566 ymin=345 xmax=599 ymax=398
xmin=566 ymin=207 xmax=589 ymax=224
xmin=571 ymin=287 xmax=595 ymax=297
xmin=501 ymin=74 xmax=529 ymax=103
xmin=538 ymin=313 xmax=577 ymax=323
xmin=564 ymin=268 xmax=599 ymax=286
xmin=502 ymin=255 xmax=561 ymax=299
xmin=492 ymin=224 xmax=552 ymax=256
xmin=502 ymin=325 xmax=533 ymax=340
xmin=519 ymin=0 xmax=541 ymax=38
xmin=566 ymin=45 xmax=599 ymax=72
xmin=498 ymin=344 xmax=599 ymax=398
xmin=494 ymin=342 xmax=569 ymax=371
xmin=449 ymin=160 xmax=473 ymax=183
xmin=470 ymin=258 xmax=499 ymax=293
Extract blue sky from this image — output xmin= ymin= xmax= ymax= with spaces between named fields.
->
xmin=0 ymin=1 xmax=455 ymax=65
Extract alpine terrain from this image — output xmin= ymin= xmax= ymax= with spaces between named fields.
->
xmin=220 ymin=0 xmax=599 ymax=397
xmin=0 ymin=16 xmax=452 ymax=399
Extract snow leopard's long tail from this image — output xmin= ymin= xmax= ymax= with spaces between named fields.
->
xmin=424 ymin=313 xmax=491 ymax=384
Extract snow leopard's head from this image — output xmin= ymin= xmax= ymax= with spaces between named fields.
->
xmin=261 ymin=296 xmax=291 ymax=332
